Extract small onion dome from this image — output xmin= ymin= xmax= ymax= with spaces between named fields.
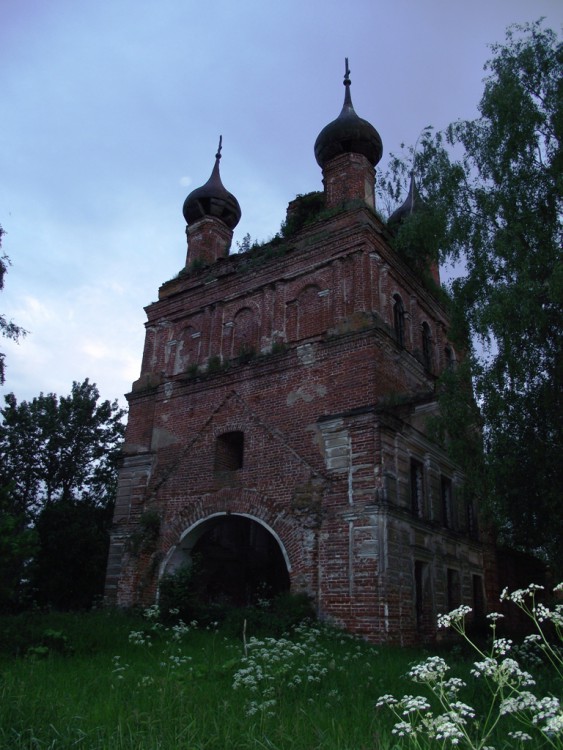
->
xmin=314 ymin=59 xmax=383 ymax=169
xmin=388 ymin=172 xmax=424 ymax=227
xmin=182 ymin=136 xmax=241 ymax=230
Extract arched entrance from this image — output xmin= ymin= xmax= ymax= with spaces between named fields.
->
xmin=162 ymin=513 xmax=290 ymax=606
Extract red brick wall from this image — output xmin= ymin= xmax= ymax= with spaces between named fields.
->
xmin=106 ymin=200 xmax=487 ymax=644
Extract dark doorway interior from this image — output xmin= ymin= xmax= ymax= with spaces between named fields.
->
xmin=191 ymin=515 xmax=290 ymax=606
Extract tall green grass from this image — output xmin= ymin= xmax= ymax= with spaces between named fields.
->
xmin=0 ymin=608 xmax=560 ymax=749
xmin=0 ymin=610 xmax=416 ymax=749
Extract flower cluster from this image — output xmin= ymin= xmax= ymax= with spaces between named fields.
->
xmin=128 ymin=630 xmax=152 ymax=647
xmin=232 ymin=626 xmax=332 ymax=717
xmin=437 ymin=605 xmax=472 ymax=630
xmin=377 ymin=582 xmax=563 ymax=748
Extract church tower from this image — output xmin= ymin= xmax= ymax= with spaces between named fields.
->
xmin=105 ymin=63 xmax=487 ymax=644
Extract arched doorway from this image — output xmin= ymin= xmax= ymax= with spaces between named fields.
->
xmin=162 ymin=513 xmax=290 ymax=606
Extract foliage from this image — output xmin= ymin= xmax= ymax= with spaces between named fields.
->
xmin=205 ymin=354 xmax=224 ymax=374
xmin=0 ymin=486 xmax=37 ymax=609
xmin=157 ymin=562 xmax=314 ymax=635
xmin=237 ymin=342 xmax=257 ymax=364
xmin=236 ymin=232 xmax=260 ymax=253
xmin=0 ymin=225 xmax=26 ymax=385
xmin=0 ymin=378 xmax=125 ymax=515
xmin=157 ymin=564 xmax=206 ymax=625
xmin=0 ymin=602 xmax=561 ymax=749
xmin=221 ymin=591 xmax=316 ymax=638
xmin=377 ymin=582 xmax=563 ymax=748
xmin=380 ymin=21 xmax=563 ymax=572
xmin=0 ymin=379 xmax=125 ymax=610
xmin=30 ymin=498 xmax=115 ymax=609
xmin=128 ymin=508 xmax=161 ymax=555
xmin=0 ymin=610 xmax=411 ymax=750
xmin=281 ymin=191 xmax=326 ymax=237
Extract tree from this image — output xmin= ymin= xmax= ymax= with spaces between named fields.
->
xmin=381 ymin=21 xmax=562 ymax=572
xmin=0 ymin=379 xmax=126 ymax=609
xmin=0 ymin=225 xmax=26 ymax=384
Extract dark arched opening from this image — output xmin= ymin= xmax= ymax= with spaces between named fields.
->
xmin=189 ymin=515 xmax=290 ymax=606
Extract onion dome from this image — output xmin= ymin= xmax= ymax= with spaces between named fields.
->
xmin=388 ymin=172 xmax=424 ymax=227
xmin=314 ymin=59 xmax=383 ymax=169
xmin=182 ymin=136 xmax=241 ymax=230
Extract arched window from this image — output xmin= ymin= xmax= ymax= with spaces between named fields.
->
xmin=422 ymin=322 xmax=432 ymax=370
xmin=444 ymin=345 xmax=455 ymax=371
xmin=393 ymin=294 xmax=405 ymax=347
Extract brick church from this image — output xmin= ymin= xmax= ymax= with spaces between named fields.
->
xmin=105 ymin=62 xmax=488 ymax=644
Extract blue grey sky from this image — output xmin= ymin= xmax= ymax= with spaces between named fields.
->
xmin=1 ymin=0 xmax=561 ymax=408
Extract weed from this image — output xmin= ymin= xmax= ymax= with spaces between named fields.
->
xmin=377 ymin=582 xmax=563 ymax=748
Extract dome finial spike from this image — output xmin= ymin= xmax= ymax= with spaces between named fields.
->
xmin=216 ymin=135 xmax=223 ymax=162
xmin=342 ymin=58 xmax=353 ymax=108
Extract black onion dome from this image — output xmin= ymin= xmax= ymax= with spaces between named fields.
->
xmin=388 ymin=172 xmax=424 ymax=227
xmin=314 ymin=59 xmax=383 ymax=169
xmin=182 ymin=136 xmax=241 ymax=230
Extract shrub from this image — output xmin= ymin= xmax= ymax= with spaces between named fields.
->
xmin=157 ymin=564 xmax=205 ymax=625
xmin=222 ymin=591 xmax=315 ymax=638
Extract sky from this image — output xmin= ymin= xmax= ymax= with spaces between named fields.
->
xmin=1 ymin=0 xmax=561 ymax=410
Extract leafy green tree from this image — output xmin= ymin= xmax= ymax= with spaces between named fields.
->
xmin=0 ymin=379 xmax=126 ymax=609
xmin=0 ymin=485 xmax=37 ymax=610
xmin=31 ymin=498 xmax=115 ymax=610
xmin=381 ymin=20 xmax=562 ymax=572
xmin=0 ymin=225 xmax=26 ymax=385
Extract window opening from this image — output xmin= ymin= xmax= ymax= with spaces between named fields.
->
xmin=415 ymin=560 xmax=426 ymax=630
xmin=441 ymin=475 xmax=453 ymax=529
xmin=422 ymin=322 xmax=432 ymax=370
xmin=214 ymin=431 xmax=244 ymax=472
xmin=410 ymin=458 xmax=424 ymax=518
xmin=472 ymin=574 xmax=484 ymax=621
xmin=393 ymin=294 xmax=405 ymax=347
xmin=447 ymin=568 xmax=461 ymax=611
xmin=467 ymin=498 xmax=478 ymax=539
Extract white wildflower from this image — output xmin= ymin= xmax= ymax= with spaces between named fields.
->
xmin=443 ymin=677 xmax=466 ymax=695
xmin=532 ymin=696 xmax=560 ymax=724
xmin=376 ymin=694 xmax=398 ymax=707
xmin=408 ymin=656 xmax=449 ymax=682
xmin=437 ymin=605 xmax=472 ymax=629
xmin=450 ymin=701 xmax=476 ymax=719
xmin=492 ymin=637 xmax=513 ymax=655
xmin=400 ymin=695 xmax=431 ymax=715
xmin=486 ymin=612 xmax=504 ymax=622
xmin=508 ymin=731 xmax=532 ymax=742
xmin=392 ymin=721 xmax=415 ymax=737
xmin=499 ymin=691 xmax=538 ymax=715
xmin=544 ymin=712 xmax=563 ymax=734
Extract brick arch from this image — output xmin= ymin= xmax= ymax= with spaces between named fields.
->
xmin=222 ymin=305 xmax=259 ymax=358
xmin=233 ymin=306 xmax=258 ymax=354
xmin=161 ymin=511 xmax=292 ymax=575
xmin=287 ymin=282 xmax=330 ymax=341
xmin=178 ymin=323 xmax=203 ymax=370
xmin=162 ymin=487 xmax=305 ymax=568
xmin=159 ymin=505 xmax=297 ymax=606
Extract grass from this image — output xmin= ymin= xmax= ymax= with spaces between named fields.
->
xmin=0 ymin=610 xmax=419 ymax=750
xmin=0 ymin=607 xmax=561 ymax=749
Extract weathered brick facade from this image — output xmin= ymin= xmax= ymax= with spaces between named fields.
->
xmin=105 ymin=70 xmax=488 ymax=644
